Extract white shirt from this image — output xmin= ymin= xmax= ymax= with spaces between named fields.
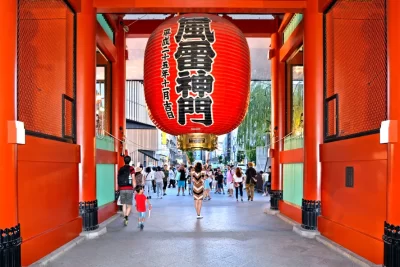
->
xmin=233 ymin=174 xmax=244 ymax=183
xmin=155 ymin=171 xmax=165 ymax=182
xmin=144 ymin=171 xmax=154 ymax=181
xmin=169 ymin=170 xmax=176 ymax=180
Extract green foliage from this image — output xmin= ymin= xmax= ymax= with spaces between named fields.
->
xmin=218 ymin=155 xmax=223 ymax=164
xmin=186 ymin=151 xmax=195 ymax=164
xmin=292 ymin=81 xmax=304 ymax=133
xmin=237 ymin=81 xmax=271 ymax=163
xmin=237 ymin=151 xmax=245 ymax=163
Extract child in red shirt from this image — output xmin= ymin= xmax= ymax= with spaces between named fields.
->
xmin=135 ymin=185 xmax=152 ymax=230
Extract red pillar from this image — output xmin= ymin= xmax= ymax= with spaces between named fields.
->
xmin=302 ymin=0 xmax=323 ymax=229
xmin=385 ymin=2 xmax=400 ymax=264
xmin=76 ymin=0 xmax=98 ymax=230
xmin=112 ymin=23 xmax=126 ymax=190
xmin=0 ymin=0 xmax=18 ymax=230
xmin=269 ymin=32 xmax=283 ymax=209
xmin=278 ymin=58 xmax=286 ymax=196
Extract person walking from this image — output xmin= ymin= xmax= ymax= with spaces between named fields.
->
xmin=135 ymin=166 xmax=144 ymax=187
xmin=154 ymin=166 xmax=165 ymax=199
xmin=177 ymin=164 xmax=186 ymax=196
xmin=233 ymin=167 xmax=244 ymax=202
xmin=245 ymin=162 xmax=257 ymax=201
xmin=226 ymin=165 xmax=234 ymax=197
xmin=162 ymin=164 xmax=169 ymax=196
xmin=168 ymin=167 xmax=176 ymax=188
xmin=144 ymin=166 xmax=154 ymax=199
xmin=187 ymin=166 xmax=193 ymax=196
xmin=134 ymin=185 xmax=152 ymax=230
xmin=192 ymin=162 xmax=205 ymax=219
xmin=118 ymin=156 xmax=136 ymax=226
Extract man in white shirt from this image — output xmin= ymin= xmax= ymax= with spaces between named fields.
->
xmin=168 ymin=167 xmax=176 ymax=188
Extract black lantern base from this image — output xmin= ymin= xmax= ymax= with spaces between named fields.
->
xmin=301 ymin=199 xmax=321 ymax=230
xmin=270 ymin=190 xmax=282 ymax=210
xmin=79 ymin=200 xmax=99 ymax=231
xmin=383 ymin=221 xmax=400 ymax=267
xmin=0 ymin=224 xmax=22 ymax=267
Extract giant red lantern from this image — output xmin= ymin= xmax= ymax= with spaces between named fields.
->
xmin=144 ymin=14 xmax=250 ymax=150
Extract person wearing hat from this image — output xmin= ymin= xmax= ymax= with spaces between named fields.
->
xmin=135 ymin=166 xmax=145 ymax=187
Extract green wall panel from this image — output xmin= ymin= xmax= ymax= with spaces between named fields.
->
xmin=283 ymin=163 xmax=303 ymax=206
xmin=284 ymin=136 xmax=304 ymax=150
xmin=96 ymin=164 xmax=115 ymax=207
xmin=96 ymin=136 xmax=114 ymax=151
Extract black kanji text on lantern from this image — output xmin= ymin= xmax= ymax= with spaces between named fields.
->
xmin=160 ymin=28 xmax=175 ymax=119
xmin=174 ymin=17 xmax=217 ymax=127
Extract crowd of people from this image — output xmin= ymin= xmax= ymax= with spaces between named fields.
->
xmin=117 ymin=156 xmax=272 ymax=228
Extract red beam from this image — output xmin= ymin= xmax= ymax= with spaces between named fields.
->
xmin=125 ymin=19 xmax=278 ymax=38
xmin=66 ymin=0 xmax=81 ymax=12
xmin=103 ymin=14 xmax=119 ymax=32
xmin=94 ymin=0 xmax=306 ymax=14
xmin=96 ymin=21 xmax=117 ymax=62
xmin=318 ymin=0 xmax=334 ymax=12
xmin=279 ymin=20 xmax=303 ymax=61
xmin=278 ymin=13 xmax=294 ymax=33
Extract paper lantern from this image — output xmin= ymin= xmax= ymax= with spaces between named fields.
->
xmin=144 ymin=14 xmax=250 ymax=150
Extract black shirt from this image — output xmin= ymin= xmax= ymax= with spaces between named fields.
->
xmin=179 ymin=169 xmax=187 ymax=181
xmin=245 ymin=167 xmax=257 ymax=184
xmin=216 ymin=174 xmax=224 ymax=184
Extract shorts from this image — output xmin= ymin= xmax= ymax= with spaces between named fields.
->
xmin=178 ymin=180 xmax=185 ymax=188
xmin=228 ymin=183 xmax=234 ymax=190
xmin=120 ymin=190 xmax=133 ymax=205
xmin=218 ymin=183 xmax=224 ymax=189
xmin=138 ymin=212 xmax=146 ymax=219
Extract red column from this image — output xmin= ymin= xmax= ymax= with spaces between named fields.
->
xmin=76 ymin=0 xmax=96 ymax=203
xmin=386 ymin=0 xmax=400 ymax=227
xmin=302 ymin=0 xmax=323 ymax=229
xmin=269 ymin=32 xmax=283 ymax=209
xmin=112 ymin=24 xmax=126 ymax=190
xmin=270 ymin=32 xmax=280 ymax=190
xmin=0 ymin=0 xmax=18 ymax=230
xmin=278 ymin=58 xmax=286 ymax=194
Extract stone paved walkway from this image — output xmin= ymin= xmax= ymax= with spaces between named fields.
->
xmin=47 ymin=188 xmax=356 ymax=267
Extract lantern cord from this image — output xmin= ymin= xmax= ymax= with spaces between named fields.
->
xmin=241 ymin=129 xmax=301 ymax=152
xmin=126 ymin=14 xmax=148 ymax=27
xmin=103 ymin=129 xmax=157 ymax=151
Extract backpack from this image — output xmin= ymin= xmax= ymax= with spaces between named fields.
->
xmin=118 ymin=165 xmax=131 ymax=187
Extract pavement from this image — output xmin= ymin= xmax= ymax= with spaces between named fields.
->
xmin=46 ymin=187 xmax=358 ymax=267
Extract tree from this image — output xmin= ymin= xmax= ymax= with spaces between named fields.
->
xmin=237 ymin=151 xmax=245 ymax=163
xmin=218 ymin=155 xmax=223 ymax=164
xmin=237 ymin=81 xmax=271 ymax=164
xmin=186 ymin=151 xmax=195 ymax=164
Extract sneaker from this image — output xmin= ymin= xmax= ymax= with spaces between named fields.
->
xmin=177 ymin=194 xmax=180 ymax=196
xmin=124 ymin=219 xmax=128 ymax=226
xmin=140 ymin=224 xmax=144 ymax=230
xmin=241 ymin=198 xmax=243 ymax=202
xmin=197 ymin=215 xmax=203 ymax=219
xmin=183 ymin=194 xmax=185 ymax=196
xmin=137 ymin=224 xmax=140 ymax=228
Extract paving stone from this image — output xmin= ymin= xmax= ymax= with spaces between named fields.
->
xmin=49 ymin=188 xmax=356 ymax=267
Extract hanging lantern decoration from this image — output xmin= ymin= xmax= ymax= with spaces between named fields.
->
xmin=144 ymin=14 xmax=251 ymax=151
